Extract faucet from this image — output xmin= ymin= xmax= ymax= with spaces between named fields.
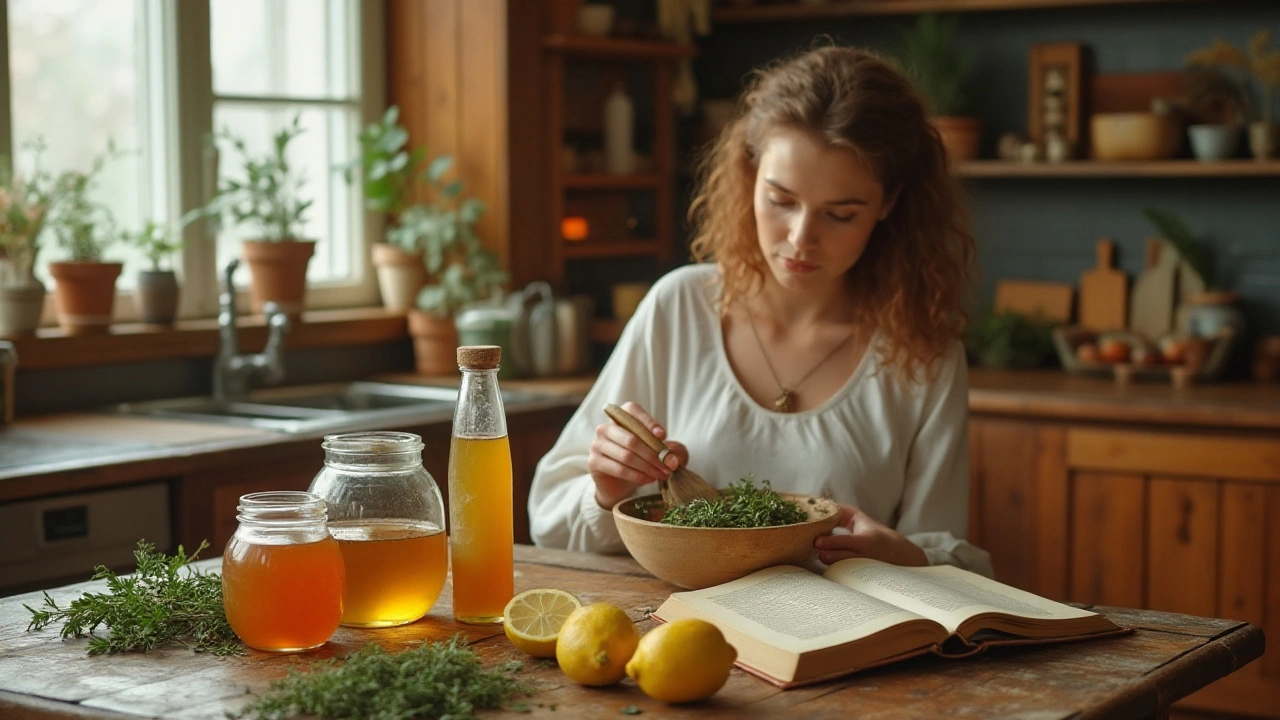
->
xmin=213 ymin=258 xmax=291 ymax=401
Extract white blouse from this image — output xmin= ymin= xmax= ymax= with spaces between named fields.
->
xmin=527 ymin=263 xmax=993 ymax=577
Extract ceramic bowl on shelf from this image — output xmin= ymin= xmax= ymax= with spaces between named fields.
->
xmin=576 ymin=4 xmax=615 ymax=37
xmin=613 ymin=492 xmax=841 ymax=589
xmin=1090 ymin=113 xmax=1182 ymax=161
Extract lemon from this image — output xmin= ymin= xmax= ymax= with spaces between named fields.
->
xmin=503 ymin=588 xmax=582 ymax=658
xmin=555 ymin=602 xmax=640 ymax=686
xmin=626 ymin=618 xmax=737 ymax=703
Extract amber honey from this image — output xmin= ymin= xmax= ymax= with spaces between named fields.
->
xmin=330 ymin=519 xmax=447 ymax=627
xmin=221 ymin=536 xmax=344 ymax=652
xmin=448 ymin=434 xmax=514 ymax=623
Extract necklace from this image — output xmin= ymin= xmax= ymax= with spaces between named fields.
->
xmin=745 ymin=307 xmax=856 ymax=413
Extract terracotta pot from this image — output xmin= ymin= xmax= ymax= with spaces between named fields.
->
xmin=407 ymin=309 xmax=460 ymax=376
xmin=1248 ymin=121 xmax=1279 ymax=160
xmin=136 ymin=269 xmax=179 ymax=326
xmin=931 ymin=116 xmax=982 ymax=163
xmin=371 ymin=243 xmax=427 ymax=312
xmin=48 ymin=261 xmax=123 ymax=335
xmin=242 ymin=240 xmax=316 ymax=319
xmin=0 ymin=279 xmax=46 ymax=337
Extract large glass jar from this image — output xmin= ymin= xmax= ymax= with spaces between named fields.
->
xmin=221 ymin=491 xmax=344 ymax=652
xmin=308 ymin=431 xmax=447 ymax=627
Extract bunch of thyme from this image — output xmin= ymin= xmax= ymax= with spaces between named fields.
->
xmin=25 ymin=540 xmax=243 ymax=657
xmin=660 ymin=477 xmax=807 ymax=528
xmin=234 ymin=636 xmax=533 ymax=720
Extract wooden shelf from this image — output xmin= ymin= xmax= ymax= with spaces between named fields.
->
xmin=564 ymin=174 xmax=661 ymax=190
xmin=713 ymin=0 xmax=1197 ymax=22
xmin=7 ymin=307 xmax=408 ymax=371
xmin=541 ymin=35 xmax=697 ymax=61
xmin=955 ymin=159 xmax=1280 ymax=178
xmin=590 ymin=319 xmax=625 ymax=344
xmin=563 ymin=238 xmax=664 ymax=259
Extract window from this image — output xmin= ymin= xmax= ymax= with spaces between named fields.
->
xmin=2 ymin=0 xmax=382 ymax=322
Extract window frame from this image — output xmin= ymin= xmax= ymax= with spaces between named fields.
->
xmin=1 ymin=0 xmax=386 ymax=326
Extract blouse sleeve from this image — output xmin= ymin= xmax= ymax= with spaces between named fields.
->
xmin=896 ymin=343 xmax=995 ymax=578
xmin=527 ymin=287 xmax=665 ymax=554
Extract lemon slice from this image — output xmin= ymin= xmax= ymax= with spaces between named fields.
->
xmin=503 ymin=588 xmax=582 ymax=658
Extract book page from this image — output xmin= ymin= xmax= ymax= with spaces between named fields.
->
xmin=823 ymin=559 xmax=1098 ymax=634
xmin=663 ymin=565 xmax=935 ymax=654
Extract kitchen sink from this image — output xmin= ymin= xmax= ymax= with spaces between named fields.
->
xmin=112 ymin=381 xmax=479 ymax=433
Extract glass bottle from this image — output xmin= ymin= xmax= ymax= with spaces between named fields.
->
xmin=221 ymin=491 xmax=344 ymax=652
xmin=308 ymin=431 xmax=448 ymax=627
xmin=448 ymin=345 xmax=514 ymax=623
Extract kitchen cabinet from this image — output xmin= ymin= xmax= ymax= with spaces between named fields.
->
xmin=970 ymin=414 xmax=1280 ymax=717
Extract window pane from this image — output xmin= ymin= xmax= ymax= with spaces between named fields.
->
xmin=211 ymin=0 xmax=354 ymax=99
xmin=8 ymin=0 xmax=168 ymax=288
xmin=212 ymin=103 xmax=359 ymax=286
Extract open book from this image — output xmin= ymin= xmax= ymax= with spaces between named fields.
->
xmin=651 ymin=558 xmax=1127 ymax=688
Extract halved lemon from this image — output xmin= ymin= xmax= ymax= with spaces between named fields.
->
xmin=503 ymin=588 xmax=583 ymax=658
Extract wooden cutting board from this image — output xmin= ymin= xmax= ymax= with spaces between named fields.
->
xmin=1129 ymin=237 xmax=1179 ymax=341
xmin=994 ymin=280 xmax=1074 ymax=322
xmin=1079 ymin=238 xmax=1128 ymax=332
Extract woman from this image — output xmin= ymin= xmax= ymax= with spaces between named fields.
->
xmin=528 ymin=45 xmax=992 ymax=577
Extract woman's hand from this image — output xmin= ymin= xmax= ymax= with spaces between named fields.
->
xmin=813 ymin=505 xmax=928 ymax=567
xmin=588 ymin=401 xmax=689 ymax=509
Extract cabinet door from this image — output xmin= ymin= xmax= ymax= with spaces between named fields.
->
xmin=177 ymin=453 xmax=320 ymax=553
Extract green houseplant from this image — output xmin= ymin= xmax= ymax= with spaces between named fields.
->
xmin=345 ymin=107 xmax=508 ymax=374
xmin=0 ymin=142 xmax=59 ymax=336
xmin=203 ymin=115 xmax=315 ymax=318
xmin=898 ymin=13 xmax=980 ymax=162
xmin=44 ymin=151 xmax=124 ymax=335
xmin=965 ymin=309 xmax=1056 ymax=370
xmin=121 ymin=220 xmax=183 ymax=326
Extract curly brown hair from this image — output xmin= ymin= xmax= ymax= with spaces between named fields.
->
xmin=688 ymin=45 xmax=976 ymax=382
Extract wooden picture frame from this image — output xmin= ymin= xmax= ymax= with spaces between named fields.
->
xmin=1028 ymin=43 xmax=1084 ymax=146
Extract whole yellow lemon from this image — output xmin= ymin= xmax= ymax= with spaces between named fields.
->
xmin=555 ymin=603 xmax=640 ymax=686
xmin=626 ymin=618 xmax=737 ymax=703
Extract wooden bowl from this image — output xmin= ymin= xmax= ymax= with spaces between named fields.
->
xmin=612 ymin=492 xmax=841 ymax=590
xmin=1090 ymin=113 xmax=1182 ymax=161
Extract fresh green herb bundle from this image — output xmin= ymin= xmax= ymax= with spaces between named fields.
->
xmin=25 ymin=540 xmax=243 ymax=657
xmin=234 ymin=636 xmax=532 ymax=720
xmin=658 ymin=477 xmax=807 ymax=529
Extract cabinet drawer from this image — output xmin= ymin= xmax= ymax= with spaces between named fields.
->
xmin=1067 ymin=428 xmax=1280 ymax=482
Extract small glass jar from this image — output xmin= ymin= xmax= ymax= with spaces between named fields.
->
xmin=308 ymin=431 xmax=448 ymax=627
xmin=221 ymin=491 xmax=344 ymax=652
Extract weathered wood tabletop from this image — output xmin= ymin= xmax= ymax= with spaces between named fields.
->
xmin=0 ymin=545 xmax=1263 ymax=720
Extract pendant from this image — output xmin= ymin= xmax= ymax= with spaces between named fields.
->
xmin=773 ymin=388 xmax=794 ymax=413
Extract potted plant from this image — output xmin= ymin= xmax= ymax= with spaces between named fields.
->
xmin=0 ymin=143 xmax=57 ymax=337
xmin=1142 ymin=207 xmax=1243 ymax=341
xmin=1185 ymin=32 xmax=1280 ymax=160
xmin=343 ymin=106 xmax=429 ymax=312
xmin=965 ymin=308 xmax=1056 ymax=370
xmin=203 ymin=115 xmax=315 ymax=318
xmin=45 ymin=153 xmax=122 ymax=336
xmin=122 ymin=221 xmax=182 ymax=327
xmin=899 ymin=13 xmax=980 ymax=162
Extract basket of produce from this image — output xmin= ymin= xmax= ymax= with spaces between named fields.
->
xmin=1052 ymin=324 xmax=1237 ymax=384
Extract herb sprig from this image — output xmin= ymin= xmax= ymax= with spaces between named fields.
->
xmin=656 ymin=477 xmax=808 ymax=528
xmin=234 ymin=636 xmax=532 ymax=720
xmin=25 ymin=540 xmax=243 ymax=657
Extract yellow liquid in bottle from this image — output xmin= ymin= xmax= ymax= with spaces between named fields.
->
xmin=447 ymin=434 xmax=514 ymax=624
xmin=330 ymin=520 xmax=447 ymax=627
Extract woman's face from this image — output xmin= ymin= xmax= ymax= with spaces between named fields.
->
xmin=752 ymin=126 xmax=893 ymax=293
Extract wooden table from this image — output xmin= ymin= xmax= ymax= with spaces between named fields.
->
xmin=0 ymin=546 xmax=1263 ymax=720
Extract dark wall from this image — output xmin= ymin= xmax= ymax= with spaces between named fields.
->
xmin=688 ymin=1 xmax=1280 ymax=334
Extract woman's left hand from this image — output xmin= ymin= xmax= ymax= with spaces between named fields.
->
xmin=813 ymin=505 xmax=928 ymax=567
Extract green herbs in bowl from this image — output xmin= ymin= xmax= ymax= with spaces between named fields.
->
xmin=614 ymin=478 xmax=841 ymax=590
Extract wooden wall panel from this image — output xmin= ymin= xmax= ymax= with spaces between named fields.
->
xmin=1069 ymin=472 xmax=1144 ymax=607
xmin=1147 ymin=478 xmax=1218 ymax=617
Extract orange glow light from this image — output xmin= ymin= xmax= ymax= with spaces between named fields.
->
xmin=561 ymin=216 xmax=589 ymax=241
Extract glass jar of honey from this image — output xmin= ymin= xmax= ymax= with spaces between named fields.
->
xmin=221 ymin=491 xmax=344 ymax=652
xmin=308 ymin=431 xmax=448 ymax=627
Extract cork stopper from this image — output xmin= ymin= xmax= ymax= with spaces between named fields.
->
xmin=457 ymin=345 xmax=501 ymax=370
